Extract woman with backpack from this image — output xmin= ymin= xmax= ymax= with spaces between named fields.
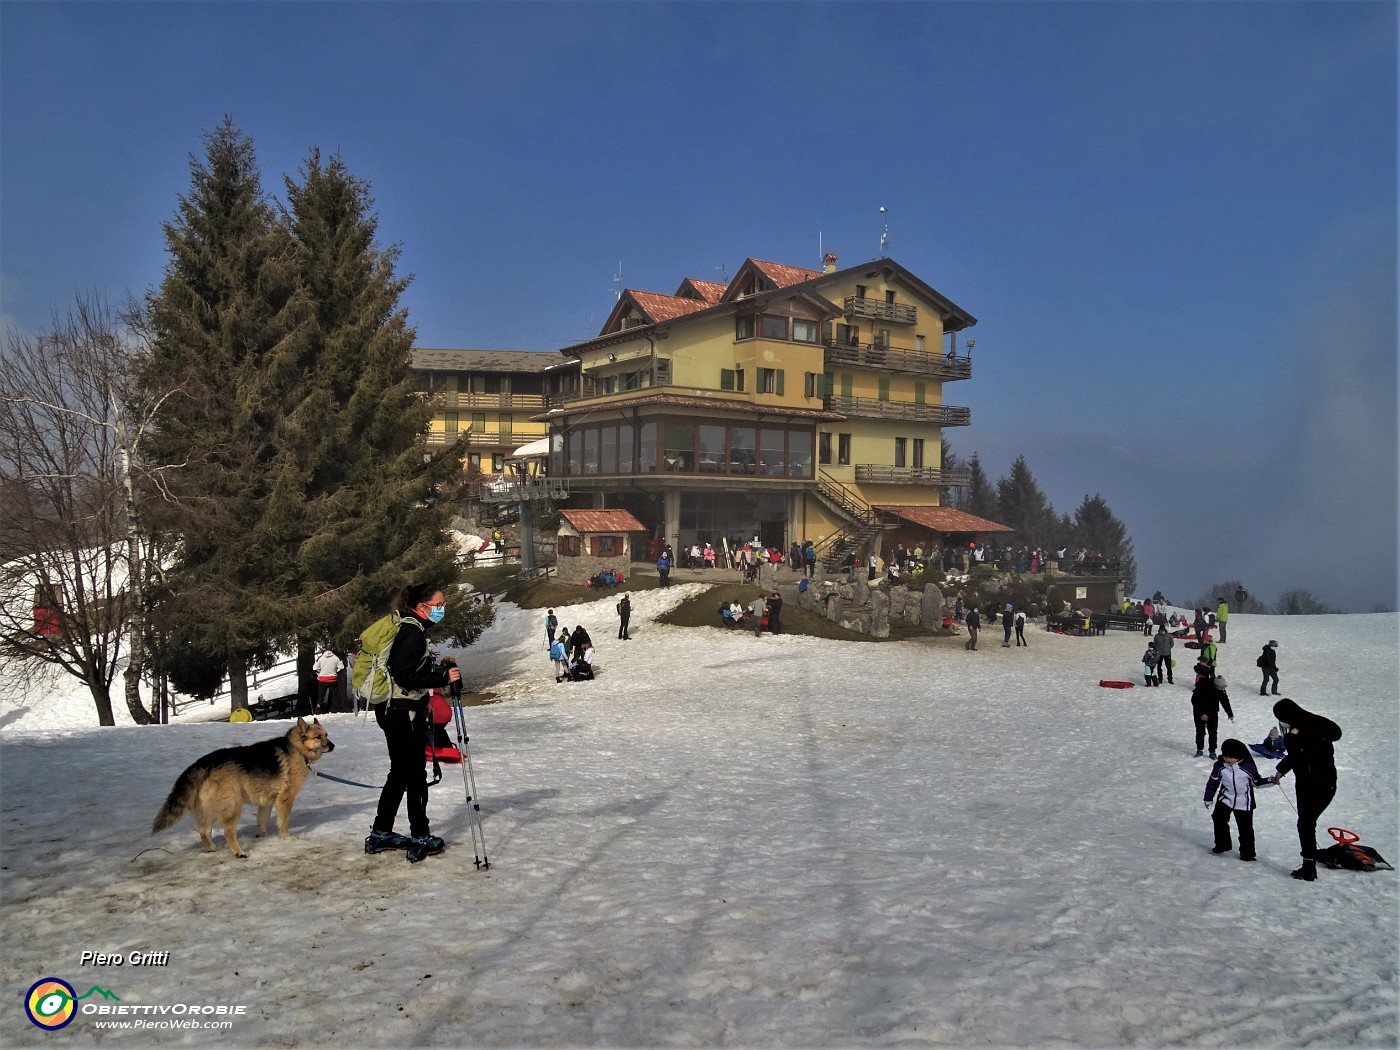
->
xmin=365 ymin=582 xmax=460 ymax=862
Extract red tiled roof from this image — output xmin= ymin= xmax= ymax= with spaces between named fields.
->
xmin=560 ymin=509 xmax=646 ymax=534
xmin=751 ymin=259 xmax=822 ymax=288
xmin=682 ymin=278 xmax=727 ymax=304
xmin=878 ymin=506 xmax=1014 ymax=533
xmin=627 ymin=290 xmax=712 ymax=324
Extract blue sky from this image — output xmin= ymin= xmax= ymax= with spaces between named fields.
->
xmin=3 ymin=2 xmax=1395 ymax=611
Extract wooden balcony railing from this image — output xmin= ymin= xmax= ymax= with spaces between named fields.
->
xmin=823 ymin=396 xmax=970 ymax=427
xmin=824 ymin=342 xmax=972 ymax=380
xmin=844 ymin=296 xmax=918 ymax=325
xmin=853 ymin=465 xmax=972 ymax=487
xmin=439 ymin=392 xmax=547 ymax=410
xmin=426 ymin=431 xmax=518 ymax=448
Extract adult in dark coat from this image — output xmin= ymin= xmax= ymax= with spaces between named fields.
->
xmin=964 ymin=607 xmax=980 ymax=651
xmin=617 ymin=594 xmax=631 ymax=640
xmin=1270 ymin=698 xmax=1342 ymax=882
xmin=767 ymin=591 xmax=783 ymax=635
xmin=1257 ymin=641 xmax=1279 ymax=695
xmin=1190 ymin=674 xmax=1234 ymax=757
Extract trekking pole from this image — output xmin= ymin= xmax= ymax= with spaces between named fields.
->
xmin=451 ymin=701 xmax=490 ymax=870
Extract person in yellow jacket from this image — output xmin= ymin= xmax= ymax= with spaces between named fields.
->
xmin=1216 ymin=598 xmax=1230 ymax=643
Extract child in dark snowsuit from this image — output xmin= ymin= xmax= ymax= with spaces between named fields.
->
xmin=1190 ymin=674 xmax=1234 ymax=757
xmin=1141 ymin=646 xmax=1160 ymax=686
xmin=1203 ymin=739 xmax=1269 ymax=861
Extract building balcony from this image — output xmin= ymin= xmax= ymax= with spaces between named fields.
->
xmin=844 ymin=296 xmax=918 ymax=325
xmin=426 ymin=431 xmax=520 ymax=448
xmin=854 ymin=465 xmax=972 ymax=487
xmin=439 ymin=392 xmax=547 ymax=410
xmin=824 ymin=395 xmax=970 ymax=427
xmin=823 ymin=342 xmax=972 ymax=380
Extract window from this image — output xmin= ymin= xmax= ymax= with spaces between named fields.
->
xmin=698 ymin=425 xmax=725 ymax=473
xmin=445 ymin=375 xmax=458 ymax=394
xmin=840 ymin=373 xmax=853 ymax=397
xmin=471 ymin=412 xmax=486 ymax=433
xmin=734 ymin=367 xmax=744 ymax=392
xmin=912 ymin=438 xmax=925 ymax=469
xmin=875 ymin=329 xmax=890 ymax=347
xmin=468 ymin=452 xmax=481 ymax=468
xmin=894 ymin=437 xmax=907 ymax=468
xmin=590 ymin=536 xmax=619 ymax=557
xmin=736 ymin=316 xmax=754 ymax=340
xmin=838 ymin=433 xmax=851 ymax=465
xmin=914 ymin=381 xmax=926 ymax=405
xmin=916 ymin=334 xmax=926 ymax=353
xmin=761 ymin=315 xmax=787 ymax=340
xmin=729 ymin=426 xmax=756 ymax=474
xmin=500 ymin=414 xmax=512 ymax=440
xmin=804 ymin=372 xmax=817 ymax=398
xmin=759 ymin=428 xmax=784 ymax=476
xmin=582 ymin=428 xmax=598 ymax=474
xmin=855 ymin=284 xmax=866 ymax=299
xmin=444 ymin=411 xmax=459 ymax=434
xmin=885 ymin=290 xmax=896 ymax=304
xmin=792 ymin=319 xmax=818 ymax=343
xmin=878 ymin=377 xmax=890 ymax=402
xmin=836 ymin=323 xmax=859 ymax=346
xmin=567 ymin=431 xmax=581 ymax=475
xmin=492 ymin=453 xmax=504 ymax=473
xmin=758 ymin=368 xmax=784 ymax=395
xmin=787 ymin=430 xmax=813 ymax=476
xmin=618 ymin=423 xmax=634 ymax=473
xmin=821 ymin=373 xmax=834 ymax=397
xmin=639 ymin=422 xmax=657 ymax=473
xmin=819 ymin=432 xmax=832 ymax=465
xmin=600 ymin=426 xmax=617 ymax=474
xmin=558 ymin=535 xmax=581 ymax=557
xmin=663 ymin=422 xmax=694 ymax=472
xmin=467 ymin=375 xmax=486 ymax=394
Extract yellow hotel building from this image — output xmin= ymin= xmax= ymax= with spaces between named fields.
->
xmin=535 ymin=254 xmax=981 ymax=564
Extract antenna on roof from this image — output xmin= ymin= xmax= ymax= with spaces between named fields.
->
xmin=613 ymin=261 xmax=623 ymax=302
xmin=818 ymin=230 xmax=822 ymax=266
xmin=716 ymin=263 xmax=728 ymax=284
xmin=878 ymin=206 xmax=889 ymax=258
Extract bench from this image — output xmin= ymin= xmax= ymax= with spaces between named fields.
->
xmin=1095 ymin=613 xmax=1148 ymax=633
xmin=1045 ymin=614 xmax=1101 ymax=636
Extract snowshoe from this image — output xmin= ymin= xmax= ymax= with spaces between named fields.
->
xmin=405 ymin=835 xmax=446 ymax=864
xmin=365 ymin=830 xmax=413 ymax=855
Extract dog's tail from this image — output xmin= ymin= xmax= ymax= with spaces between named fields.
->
xmin=151 ymin=765 xmax=207 ymax=834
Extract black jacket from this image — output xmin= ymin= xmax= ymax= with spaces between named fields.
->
xmin=1273 ymin=699 xmax=1341 ymax=783
xmin=387 ymin=613 xmax=451 ymax=695
xmin=1257 ymin=646 xmax=1277 ymax=670
xmin=966 ymin=609 xmax=980 ymax=629
xmin=1190 ymin=678 xmax=1234 ymax=720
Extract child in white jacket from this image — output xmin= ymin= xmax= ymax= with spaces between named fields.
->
xmin=1203 ymin=738 xmax=1269 ymax=861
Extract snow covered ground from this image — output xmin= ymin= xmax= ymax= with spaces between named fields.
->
xmin=2 ymin=593 xmax=1396 ymax=1048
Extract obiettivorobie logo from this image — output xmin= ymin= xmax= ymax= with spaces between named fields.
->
xmin=24 ymin=978 xmax=120 ymax=1030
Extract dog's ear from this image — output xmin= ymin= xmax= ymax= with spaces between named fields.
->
xmin=295 ymin=716 xmax=308 ymax=730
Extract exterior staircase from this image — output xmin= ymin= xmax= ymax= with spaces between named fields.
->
xmin=813 ymin=471 xmax=887 ymax=571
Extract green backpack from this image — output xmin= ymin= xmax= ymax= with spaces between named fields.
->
xmin=351 ymin=614 xmax=420 ymax=707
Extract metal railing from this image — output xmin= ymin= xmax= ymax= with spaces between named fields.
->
xmin=823 ymin=396 xmax=970 ymax=426
xmin=824 ymin=342 xmax=972 ymax=380
xmin=477 ymin=477 xmax=570 ymax=504
xmin=853 ymin=465 xmax=972 ymax=487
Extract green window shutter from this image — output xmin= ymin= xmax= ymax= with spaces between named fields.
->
xmin=840 ymin=373 xmax=853 ymax=397
xmin=822 ymin=373 xmax=834 ymax=397
xmin=720 ymin=368 xmax=735 ymax=391
xmin=775 ymin=369 xmax=785 ymax=396
xmin=878 ymin=377 xmax=890 ymax=401
xmin=822 ymin=321 xmax=833 ymax=345
xmin=914 ymin=382 xmax=926 ymax=405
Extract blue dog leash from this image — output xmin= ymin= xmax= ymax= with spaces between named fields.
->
xmin=311 ymin=769 xmax=381 ymax=790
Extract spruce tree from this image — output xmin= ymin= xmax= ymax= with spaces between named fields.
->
xmin=995 ymin=456 xmax=1056 ymax=547
xmin=965 ymin=453 xmax=998 ymax=521
xmin=140 ymin=118 xmax=314 ymax=711
xmin=1070 ymin=493 xmax=1138 ymax=593
xmin=940 ymin=437 xmax=966 ymax=510
xmin=281 ymin=148 xmax=489 ymax=676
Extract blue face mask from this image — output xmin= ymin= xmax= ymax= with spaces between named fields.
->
xmin=427 ymin=604 xmax=446 ymax=624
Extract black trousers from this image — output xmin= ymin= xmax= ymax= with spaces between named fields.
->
xmin=374 ymin=704 xmax=430 ymax=838
xmin=1159 ymin=655 xmax=1174 ymax=683
xmin=1212 ymin=802 xmax=1255 ymax=858
xmin=619 ymin=617 xmax=629 ymax=640
xmin=1294 ymin=776 xmax=1337 ymax=859
xmin=1260 ymin=669 xmax=1279 ymax=694
xmin=1015 ymin=624 xmax=1027 ymax=646
xmin=1194 ymin=711 xmax=1219 ymax=752
xmin=316 ymin=680 xmax=337 ymax=713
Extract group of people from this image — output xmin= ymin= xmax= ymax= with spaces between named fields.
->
xmin=718 ymin=591 xmax=784 ymax=635
xmin=547 ymin=617 xmax=596 ymax=682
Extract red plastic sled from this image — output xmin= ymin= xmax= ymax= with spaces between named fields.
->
xmin=1098 ymin=680 xmax=1136 ymax=689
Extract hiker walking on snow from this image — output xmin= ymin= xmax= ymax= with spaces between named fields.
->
xmin=544 ymin=609 xmax=558 ymax=649
xmin=1257 ymin=641 xmax=1279 ymax=695
xmin=1001 ymin=602 xmax=1014 ymax=647
xmin=1153 ymin=625 xmax=1175 ymax=684
xmin=1216 ymin=598 xmax=1230 ymax=643
xmin=964 ymin=606 xmax=980 ymax=651
xmin=617 ymin=594 xmax=631 ymax=640
xmin=1190 ymin=674 xmax=1234 ymax=758
xmin=1270 ymin=698 xmax=1342 ymax=882
xmin=1014 ymin=607 xmax=1028 ymax=647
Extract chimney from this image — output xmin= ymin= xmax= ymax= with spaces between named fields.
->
xmin=823 ymin=252 xmax=838 ymax=274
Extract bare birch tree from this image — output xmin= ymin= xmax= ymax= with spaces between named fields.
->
xmin=0 ymin=297 xmax=162 ymax=726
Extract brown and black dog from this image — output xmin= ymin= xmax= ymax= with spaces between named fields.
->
xmin=152 ymin=717 xmax=335 ymax=857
